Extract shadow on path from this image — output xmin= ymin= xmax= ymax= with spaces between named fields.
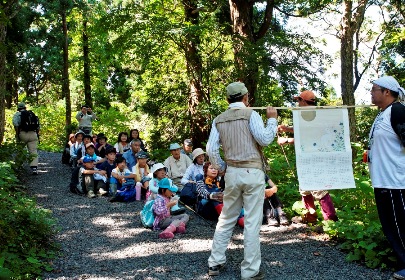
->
xmin=23 ymin=151 xmax=391 ymax=280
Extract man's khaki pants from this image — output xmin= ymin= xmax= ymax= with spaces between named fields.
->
xmin=19 ymin=131 xmax=38 ymax=167
xmin=208 ymin=166 xmax=265 ymax=279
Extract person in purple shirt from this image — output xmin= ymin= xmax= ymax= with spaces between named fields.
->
xmin=152 ymin=178 xmax=189 ymax=239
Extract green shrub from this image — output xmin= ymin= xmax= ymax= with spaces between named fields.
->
xmin=0 ymin=144 xmax=58 ymax=279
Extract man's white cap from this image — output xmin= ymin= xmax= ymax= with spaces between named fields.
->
xmin=373 ymin=76 xmax=405 ymax=101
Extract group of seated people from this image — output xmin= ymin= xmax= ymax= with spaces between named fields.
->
xmin=63 ymin=132 xmax=289 ymax=239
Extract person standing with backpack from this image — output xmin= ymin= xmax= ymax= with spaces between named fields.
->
xmin=12 ymin=102 xmax=40 ymax=175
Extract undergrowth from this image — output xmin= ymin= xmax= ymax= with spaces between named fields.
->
xmin=0 ymin=142 xmax=59 ymax=279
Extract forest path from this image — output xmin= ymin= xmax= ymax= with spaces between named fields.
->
xmin=24 ymin=151 xmax=391 ymax=280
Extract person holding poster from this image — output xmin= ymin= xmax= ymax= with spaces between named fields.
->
xmin=206 ymin=81 xmax=278 ymax=279
xmin=278 ymin=90 xmax=338 ymax=223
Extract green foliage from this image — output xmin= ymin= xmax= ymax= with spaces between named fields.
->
xmin=0 ymin=143 xmax=58 ymax=279
xmin=355 ymin=106 xmax=379 ymax=149
xmin=323 ymin=145 xmax=395 ymax=268
xmin=263 ymin=133 xmax=397 ymax=269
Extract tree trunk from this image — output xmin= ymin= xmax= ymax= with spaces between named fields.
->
xmin=83 ymin=16 xmax=92 ymax=107
xmin=0 ymin=0 xmax=18 ymax=144
xmin=0 ymin=23 xmax=7 ymax=144
xmin=183 ymin=0 xmax=209 ymax=148
xmin=340 ymin=0 xmax=368 ymax=142
xmin=228 ymin=0 xmax=274 ymax=106
xmin=62 ymin=10 xmax=71 ymax=135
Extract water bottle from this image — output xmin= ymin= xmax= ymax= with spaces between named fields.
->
xmin=135 ymin=182 xmax=142 ymax=201
xmin=109 ymin=177 xmax=117 ymax=196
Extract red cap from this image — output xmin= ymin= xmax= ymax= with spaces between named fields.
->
xmin=293 ymin=90 xmax=316 ymax=102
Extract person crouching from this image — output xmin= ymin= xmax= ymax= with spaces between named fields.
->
xmin=153 ymin=178 xmax=189 ymax=239
xmin=80 ymin=156 xmax=108 ymax=198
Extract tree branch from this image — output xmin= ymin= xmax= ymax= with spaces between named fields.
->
xmin=353 ymin=31 xmax=383 ymax=91
xmin=255 ymin=0 xmax=274 ymax=40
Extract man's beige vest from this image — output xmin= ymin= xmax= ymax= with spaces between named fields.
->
xmin=215 ymin=108 xmax=264 ymax=170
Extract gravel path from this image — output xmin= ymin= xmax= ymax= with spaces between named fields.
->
xmin=25 ymin=151 xmax=392 ymax=280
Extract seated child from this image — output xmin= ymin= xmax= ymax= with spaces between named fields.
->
xmin=70 ymin=131 xmax=84 ymax=168
xmin=147 ymin=163 xmax=168 ymax=201
xmin=97 ymin=147 xmax=117 ymax=195
xmin=109 ymin=157 xmax=137 ymax=202
xmin=79 ymin=156 xmax=108 ymax=198
xmin=153 ymin=178 xmax=189 ymax=239
xmin=132 ymin=151 xmax=151 ymax=200
xmin=95 ymin=133 xmax=113 ymax=161
xmin=62 ymin=134 xmax=75 ymax=165
xmin=263 ymin=174 xmax=289 ymax=226
xmin=78 ymin=143 xmax=106 ymax=166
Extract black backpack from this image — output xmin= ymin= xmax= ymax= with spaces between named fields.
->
xmin=20 ymin=110 xmax=40 ymax=132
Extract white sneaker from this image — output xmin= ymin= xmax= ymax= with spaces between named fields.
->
xmin=98 ymin=188 xmax=107 ymax=196
xmin=87 ymin=190 xmax=96 ymax=198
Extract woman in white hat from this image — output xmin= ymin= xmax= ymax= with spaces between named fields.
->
xmin=181 ymin=148 xmax=206 ymax=186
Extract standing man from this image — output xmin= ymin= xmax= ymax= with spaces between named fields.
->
xmin=368 ymin=76 xmax=405 ymax=280
xmin=206 ymin=82 xmax=278 ymax=280
xmin=12 ymin=102 xmax=40 ymax=175
xmin=164 ymin=143 xmax=192 ymax=190
xmin=180 ymin=139 xmax=193 ymax=160
xmin=76 ymin=105 xmax=96 ymax=135
xmin=278 ymin=90 xmax=338 ymax=223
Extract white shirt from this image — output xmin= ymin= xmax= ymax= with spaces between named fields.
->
xmin=369 ymin=106 xmax=405 ymax=189
xmin=206 ymin=102 xmax=278 ymax=172
xmin=181 ymin=163 xmax=204 ymax=185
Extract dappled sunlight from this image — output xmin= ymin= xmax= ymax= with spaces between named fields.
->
xmin=265 ymin=260 xmax=285 ymax=268
xmin=92 ymin=243 xmax=154 ymax=259
xmin=75 ymin=204 xmax=92 ymax=209
xmin=59 ymin=229 xmax=82 ymax=238
xmin=170 ymin=238 xmax=213 ymax=252
xmin=92 ymin=216 xmax=128 ymax=227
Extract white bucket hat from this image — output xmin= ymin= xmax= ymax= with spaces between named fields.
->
xmin=151 ymin=163 xmax=168 ymax=174
xmin=191 ymin=148 xmax=206 ymax=161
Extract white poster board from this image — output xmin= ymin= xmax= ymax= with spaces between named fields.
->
xmin=293 ymin=108 xmax=356 ymax=191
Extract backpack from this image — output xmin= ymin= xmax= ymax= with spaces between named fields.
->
xmin=140 ymin=200 xmax=155 ymax=228
xmin=62 ymin=145 xmax=71 ymax=165
xmin=180 ymin=173 xmax=202 ymax=209
xmin=20 ymin=110 xmax=40 ymax=132
xmin=391 ymin=102 xmax=405 ymax=146
xmin=69 ymin=166 xmax=84 ymax=195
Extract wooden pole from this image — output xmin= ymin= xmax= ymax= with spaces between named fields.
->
xmin=243 ymin=104 xmax=376 ymax=110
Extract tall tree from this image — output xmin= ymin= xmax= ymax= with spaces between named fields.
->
xmin=379 ymin=0 xmax=405 ymax=83
xmin=228 ymin=0 xmax=275 ymax=105
xmin=339 ymin=0 xmax=368 ymax=141
xmin=54 ymin=0 xmax=74 ymax=134
xmin=82 ymin=13 xmax=92 ymax=107
xmin=0 ymin=0 xmax=19 ymax=144
xmin=182 ymin=0 xmax=208 ymax=147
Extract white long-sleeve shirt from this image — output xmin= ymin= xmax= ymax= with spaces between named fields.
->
xmin=206 ymin=102 xmax=277 ymax=172
xmin=181 ymin=163 xmax=204 ymax=185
